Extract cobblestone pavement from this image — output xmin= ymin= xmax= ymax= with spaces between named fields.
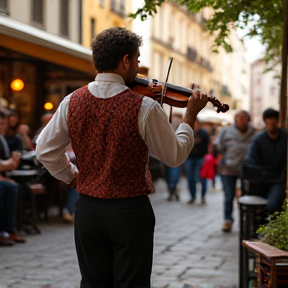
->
xmin=0 ymin=177 xmax=239 ymax=288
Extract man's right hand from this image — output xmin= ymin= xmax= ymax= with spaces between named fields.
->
xmin=183 ymin=85 xmax=208 ymax=128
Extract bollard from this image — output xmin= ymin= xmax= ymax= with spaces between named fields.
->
xmin=238 ymin=195 xmax=268 ymax=288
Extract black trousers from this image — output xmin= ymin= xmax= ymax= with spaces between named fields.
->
xmin=74 ymin=194 xmax=155 ymax=288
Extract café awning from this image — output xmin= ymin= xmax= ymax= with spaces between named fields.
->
xmin=0 ymin=16 xmax=95 ymax=75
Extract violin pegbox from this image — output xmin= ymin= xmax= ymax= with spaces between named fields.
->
xmin=208 ymin=95 xmax=230 ymax=113
xmin=152 ymin=79 xmax=158 ymax=88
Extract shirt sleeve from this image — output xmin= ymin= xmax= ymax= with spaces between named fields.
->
xmin=142 ymin=101 xmax=194 ymax=167
xmin=213 ymin=127 xmax=226 ymax=153
xmin=35 ymin=96 xmax=78 ymax=184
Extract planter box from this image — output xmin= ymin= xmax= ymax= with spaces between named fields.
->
xmin=242 ymin=240 xmax=288 ymax=288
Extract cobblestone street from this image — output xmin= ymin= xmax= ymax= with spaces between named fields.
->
xmin=0 ymin=177 xmax=239 ymax=288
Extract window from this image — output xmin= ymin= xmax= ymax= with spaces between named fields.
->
xmin=153 ymin=52 xmax=163 ymax=80
xmin=168 ymin=14 xmax=174 ymax=45
xmin=159 ymin=7 xmax=165 ymax=40
xmin=119 ymin=0 xmax=125 ymax=13
xmin=60 ymin=0 xmax=69 ymax=37
xmin=110 ymin=0 xmax=115 ymax=11
xmin=32 ymin=0 xmax=43 ymax=25
xmin=99 ymin=0 xmax=104 ymax=8
xmin=91 ymin=18 xmax=96 ymax=40
xmin=270 ymin=86 xmax=276 ymax=95
xmin=110 ymin=0 xmax=125 ymax=16
xmin=0 ymin=0 xmax=8 ymax=14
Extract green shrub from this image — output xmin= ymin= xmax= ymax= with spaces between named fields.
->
xmin=257 ymin=198 xmax=288 ymax=251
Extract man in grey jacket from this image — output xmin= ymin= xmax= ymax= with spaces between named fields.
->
xmin=214 ymin=110 xmax=256 ymax=232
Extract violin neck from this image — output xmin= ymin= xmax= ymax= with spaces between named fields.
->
xmin=134 ymin=76 xmax=150 ymax=87
xmin=135 ymin=76 xmax=192 ymax=98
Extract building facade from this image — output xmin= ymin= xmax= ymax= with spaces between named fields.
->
xmin=82 ymin=0 xmax=132 ymax=49
xmin=0 ymin=0 xmax=95 ymax=133
xmin=132 ymin=1 xmax=250 ymax=117
xmin=219 ymin=30 xmax=250 ymax=111
xmin=250 ymin=59 xmax=280 ymax=128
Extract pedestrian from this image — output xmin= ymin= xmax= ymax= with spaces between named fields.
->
xmin=33 ymin=112 xmax=54 ymax=141
xmin=200 ymin=152 xmax=216 ymax=192
xmin=17 ymin=123 xmax=33 ymax=150
xmin=36 ymin=27 xmax=208 ymax=287
xmin=165 ymin=113 xmax=183 ymax=201
xmin=61 ymin=144 xmax=79 ymax=224
xmin=244 ymin=108 xmax=287 ymax=215
xmin=214 ymin=110 xmax=256 ymax=232
xmin=184 ymin=119 xmax=210 ymax=204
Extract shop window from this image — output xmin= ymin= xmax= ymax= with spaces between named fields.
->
xmin=0 ymin=0 xmax=8 ymax=14
xmin=60 ymin=0 xmax=69 ymax=37
xmin=32 ymin=0 xmax=44 ymax=26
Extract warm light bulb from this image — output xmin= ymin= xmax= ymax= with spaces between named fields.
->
xmin=44 ymin=102 xmax=54 ymax=110
xmin=10 ymin=79 xmax=24 ymax=91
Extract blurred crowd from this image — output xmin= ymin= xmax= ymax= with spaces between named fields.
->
xmin=0 ymin=110 xmax=79 ymax=247
xmin=0 ymin=106 xmax=286 ymax=246
xmin=163 ymin=108 xmax=287 ymax=233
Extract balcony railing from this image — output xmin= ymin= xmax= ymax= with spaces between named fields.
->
xmin=187 ymin=47 xmax=213 ymax=72
xmin=187 ymin=47 xmax=197 ymax=62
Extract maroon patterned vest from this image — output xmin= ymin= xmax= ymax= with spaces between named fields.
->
xmin=67 ymin=85 xmax=153 ymax=199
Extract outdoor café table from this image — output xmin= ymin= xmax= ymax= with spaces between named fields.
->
xmin=7 ymin=169 xmax=42 ymax=234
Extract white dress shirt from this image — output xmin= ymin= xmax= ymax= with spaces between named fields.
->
xmin=36 ymin=73 xmax=194 ymax=184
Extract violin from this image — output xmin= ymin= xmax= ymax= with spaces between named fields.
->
xmin=132 ymin=75 xmax=229 ymax=113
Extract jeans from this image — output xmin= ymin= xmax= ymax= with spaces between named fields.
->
xmin=64 ymin=187 xmax=79 ymax=215
xmin=165 ymin=165 xmax=180 ymax=194
xmin=266 ymin=183 xmax=286 ymax=214
xmin=184 ymin=157 xmax=207 ymax=199
xmin=0 ymin=180 xmax=19 ymax=233
xmin=221 ymin=175 xmax=244 ymax=222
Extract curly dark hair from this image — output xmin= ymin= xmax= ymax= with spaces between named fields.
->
xmin=262 ymin=108 xmax=279 ymax=121
xmin=91 ymin=27 xmax=142 ymax=73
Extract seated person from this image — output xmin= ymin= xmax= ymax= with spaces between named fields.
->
xmin=17 ymin=124 xmax=33 ymax=151
xmin=0 ymin=153 xmax=25 ymax=246
xmin=5 ymin=111 xmax=23 ymax=152
xmin=244 ymin=108 xmax=287 ymax=214
xmin=0 ymin=111 xmax=26 ymax=246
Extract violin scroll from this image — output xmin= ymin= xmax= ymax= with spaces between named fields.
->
xmin=207 ymin=95 xmax=230 ymax=113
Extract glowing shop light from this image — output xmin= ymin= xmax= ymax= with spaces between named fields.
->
xmin=10 ymin=79 xmax=24 ymax=91
xmin=44 ymin=102 xmax=54 ymax=110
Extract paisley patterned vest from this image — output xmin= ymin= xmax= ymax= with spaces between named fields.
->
xmin=67 ymin=86 xmax=153 ymax=199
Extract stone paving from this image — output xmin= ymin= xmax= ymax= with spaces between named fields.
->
xmin=0 ymin=177 xmax=239 ymax=288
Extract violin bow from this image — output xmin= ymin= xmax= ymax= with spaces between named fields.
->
xmin=160 ymin=58 xmax=173 ymax=108
xmin=161 ymin=58 xmax=174 ymax=123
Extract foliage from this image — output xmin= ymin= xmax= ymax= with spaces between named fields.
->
xmin=257 ymin=199 xmax=288 ymax=251
xmin=129 ymin=0 xmax=165 ymax=21
xmin=129 ymin=0 xmax=285 ymax=66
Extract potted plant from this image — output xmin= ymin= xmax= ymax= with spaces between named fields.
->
xmin=257 ymin=198 xmax=288 ymax=251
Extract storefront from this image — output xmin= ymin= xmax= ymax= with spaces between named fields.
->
xmin=0 ymin=16 xmax=95 ymax=134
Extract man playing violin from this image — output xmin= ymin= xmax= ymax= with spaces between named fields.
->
xmin=36 ymin=27 xmax=208 ymax=288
